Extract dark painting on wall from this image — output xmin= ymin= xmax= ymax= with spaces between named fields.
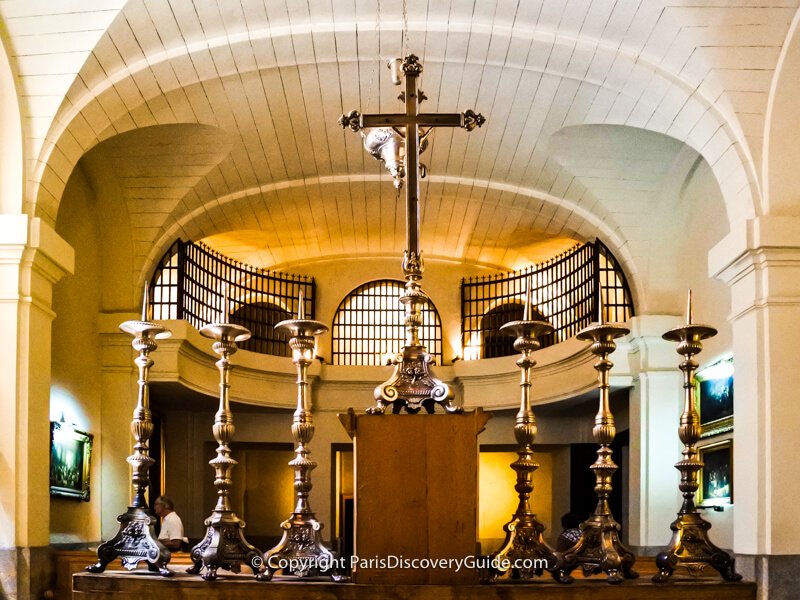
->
xmin=699 ymin=440 xmax=733 ymax=507
xmin=50 ymin=420 xmax=93 ymax=501
xmin=697 ymin=357 xmax=734 ymax=438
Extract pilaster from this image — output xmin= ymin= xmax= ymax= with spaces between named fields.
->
xmin=0 ymin=215 xmax=73 ymax=599
xmin=624 ymin=314 xmax=684 ymax=553
xmin=711 ymin=216 xmax=800 ymax=599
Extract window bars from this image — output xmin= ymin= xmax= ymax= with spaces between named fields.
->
xmin=331 ymin=280 xmax=444 ymax=366
xmin=460 ymin=240 xmax=634 ymax=360
xmin=149 ymin=240 xmax=315 ymax=357
xmin=149 ymin=239 xmax=633 ymax=362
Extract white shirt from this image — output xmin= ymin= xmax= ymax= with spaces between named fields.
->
xmin=158 ymin=511 xmax=188 ymax=543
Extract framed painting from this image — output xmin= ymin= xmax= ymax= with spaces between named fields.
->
xmin=50 ymin=420 xmax=93 ymax=501
xmin=696 ymin=356 xmax=734 ymax=438
xmin=698 ymin=439 xmax=733 ymax=507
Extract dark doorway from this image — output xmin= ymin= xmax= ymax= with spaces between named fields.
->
xmin=481 ymin=303 xmax=554 ymax=358
xmin=569 ymin=429 xmax=629 ymax=529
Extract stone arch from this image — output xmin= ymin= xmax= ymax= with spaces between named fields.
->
xmin=764 ymin=8 xmax=800 ymax=216
xmin=31 ymin=23 xmax=759 ymax=244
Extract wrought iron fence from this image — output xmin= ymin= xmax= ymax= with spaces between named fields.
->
xmin=331 ymin=279 xmax=443 ymax=366
xmin=149 ymin=240 xmax=315 ymax=357
xmin=460 ymin=239 xmax=634 ymax=360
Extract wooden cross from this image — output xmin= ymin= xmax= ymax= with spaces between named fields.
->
xmin=339 ymin=55 xmax=484 ymax=273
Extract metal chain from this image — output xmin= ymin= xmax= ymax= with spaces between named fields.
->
xmin=366 ymin=0 xmax=380 ymax=111
xmin=401 ymin=0 xmax=409 ymax=57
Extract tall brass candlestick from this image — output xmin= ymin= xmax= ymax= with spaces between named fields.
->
xmin=264 ymin=292 xmax=348 ymax=582
xmin=554 ymin=291 xmax=637 ymax=584
xmin=653 ymin=291 xmax=741 ymax=582
xmin=187 ymin=303 xmax=267 ymax=581
xmin=264 ymin=293 xmax=347 ymax=581
xmin=484 ymin=281 xmax=558 ymax=582
xmin=88 ymin=283 xmax=174 ymax=576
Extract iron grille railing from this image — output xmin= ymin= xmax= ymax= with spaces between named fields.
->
xmin=461 ymin=239 xmax=634 ymax=360
xmin=331 ymin=279 xmax=443 ymax=366
xmin=149 ymin=240 xmax=315 ymax=357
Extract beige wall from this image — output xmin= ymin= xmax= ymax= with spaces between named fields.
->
xmin=478 ymin=446 xmax=571 ymax=551
xmin=286 ymin=257 xmax=501 ymax=363
xmin=50 ymin=166 xmax=103 ymax=544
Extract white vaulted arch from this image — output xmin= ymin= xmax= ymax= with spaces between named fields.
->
xmin=32 ymin=16 xmax=761 ymax=234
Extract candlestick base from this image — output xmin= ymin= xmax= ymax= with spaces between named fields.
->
xmin=555 ymin=318 xmax=637 ymax=585
xmin=483 ymin=515 xmax=558 ymax=582
xmin=371 ymin=345 xmax=459 ymax=414
xmin=653 ymin=512 xmax=741 ymax=582
xmin=553 ymin=513 xmax=638 ymax=584
xmin=263 ymin=514 xmax=349 ymax=581
xmin=187 ymin=511 xmax=268 ymax=581
xmin=86 ymin=506 xmax=173 ymax=577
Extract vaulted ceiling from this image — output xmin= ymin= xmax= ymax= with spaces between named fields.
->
xmin=1 ymin=0 xmax=795 ymax=308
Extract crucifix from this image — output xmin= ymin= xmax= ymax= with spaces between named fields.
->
xmin=339 ymin=54 xmax=485 ymax=414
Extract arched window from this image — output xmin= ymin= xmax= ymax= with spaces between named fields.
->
xmin=481 ymin=302 xmax=554 ymax=359
xmin=148 ymin=240 xmax=314 ymax=357
xmin=230 ymin=301 xmax=292 ymax=357
xmin=332 ymin=280 xmax=443 ymax=366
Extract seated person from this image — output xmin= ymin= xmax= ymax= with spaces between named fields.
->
xmin=154 ymin=495 xmax=188 ymax=552
xmin=556 ymin=512 xmax=583 ymax=551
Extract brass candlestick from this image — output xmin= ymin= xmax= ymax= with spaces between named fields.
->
xmin=554 ymin=293 xmax=637 ymax=584
xmin=484 ymin=283 xmax=558 ymax=582
xmin=88 ymin=284 xmax=174 ymax=576
xmin=187 ymin=290 xmax=267 ymax=581
xmin=264 ymin=293 xmax=347 ymax=581
xmin=653 ymin=291 xmax=741 ymax=582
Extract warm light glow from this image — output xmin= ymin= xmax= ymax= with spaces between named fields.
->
xmin=479 ymin=451 xmax=555 ymax=545
xmin=152 ymin=252 xmax=179 ymax=320
xmin=463 ymin=332 xmax=482 ymax=361
xmin=332 ymin=280 xmax=442 ymax=366
xmin=479 ymin=451 xmax=518 ymax=540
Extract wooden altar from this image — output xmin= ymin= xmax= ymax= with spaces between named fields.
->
xmin=338 ymin=408 xmax=491 ymax=584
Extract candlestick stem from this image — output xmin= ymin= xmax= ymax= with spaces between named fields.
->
xmin=483 ymin=316 xmax=559 ymax=583
xmin=653 ymin=315 xmax=741 ymax=582
xmin=187 ymin=320 xmax=267 ymax=581
xmin=263 ymin=314 xmax=348 ymax=582
xmin=554 ymin=319 xmax=637 ymax=584
xmin=87 ymin=317 xmax=173 ymax=577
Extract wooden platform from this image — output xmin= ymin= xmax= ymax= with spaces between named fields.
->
xmin=73 ymin=565 xmax=757 ymax=600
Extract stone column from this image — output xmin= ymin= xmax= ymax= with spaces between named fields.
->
xmin=624 ymin=315 xmax=685 ymax=555
xmin=97 ymin=313 xmax=140 ymax=541
xmin=0 ymin=216 xmax=73 ymax=599
xmin=711 ymin=216 xmax=800 ymax=600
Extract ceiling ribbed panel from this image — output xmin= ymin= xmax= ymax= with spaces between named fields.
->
xmin=1 ymin=0 xmax=794 ymax=309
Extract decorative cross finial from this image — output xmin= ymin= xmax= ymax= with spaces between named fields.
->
xmin=298 ymin=289 xmax=305 ymax=319
xmin=598 ymin=284 xmax=605 ymax=325
xmin=523 ymin=276 xmax=533 ymax=321
xmin=142 ymin=281 xmax=149 ymax=321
